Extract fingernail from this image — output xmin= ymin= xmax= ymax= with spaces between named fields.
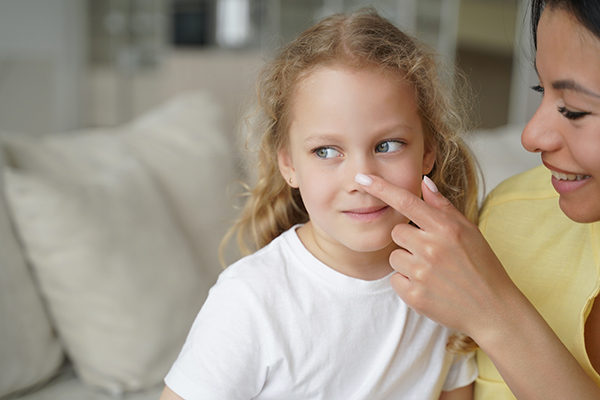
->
xmin=423 ymin=176 xmax=438 ymax=193
xmin=355 ymin=173 xmax=373 ymax=187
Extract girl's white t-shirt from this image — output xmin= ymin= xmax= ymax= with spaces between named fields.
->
xmin=165 ymin=226 xmax=477 ymax=399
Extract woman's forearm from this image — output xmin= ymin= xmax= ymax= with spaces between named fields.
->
xmin=475 ymin=288 xmax=600 ymax=399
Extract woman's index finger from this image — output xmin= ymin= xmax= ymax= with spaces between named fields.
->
xmin=355 ymin=174 xmax=436 ymax=228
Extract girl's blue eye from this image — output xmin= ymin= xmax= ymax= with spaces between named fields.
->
xmin=376 ymin=140 xmax=403 ymax=153
xmin=314 ymin=147 xmax=341 ymax=159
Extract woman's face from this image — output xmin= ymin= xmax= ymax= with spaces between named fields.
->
xmin=522 ymin=8 xmax=600 ymax=223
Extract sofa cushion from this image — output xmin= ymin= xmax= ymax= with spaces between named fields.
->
xmin=0 ymin=144 xmax=64 ymax=398
xmin=125 ymin=91 xmax=240 ymax=278
xmin=467 ymin=124 xmax=541 ymax=200
xmin=13 ymin=366 xmax=164 ymax=400
xmin=2 ymin=130 xmax=210 ymax=395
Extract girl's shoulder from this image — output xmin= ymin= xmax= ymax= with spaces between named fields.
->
xmin=217 ymin=226 xmax=304 ymax=291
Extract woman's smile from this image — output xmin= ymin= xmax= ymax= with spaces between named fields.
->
xmin=544 ymin=161 xmax=592 ymax=195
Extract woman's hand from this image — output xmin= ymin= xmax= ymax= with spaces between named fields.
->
xmin=357 ymin=173 xmax=600 ymax=399
xmin=356 ymin=174 xmax=522 ymax=342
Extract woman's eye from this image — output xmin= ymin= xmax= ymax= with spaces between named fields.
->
xmin=531 ymin=85 xmax=545 ymax=95
xmin=558 ymin=106 xmax=591 ymax=120
xmin=376 ymin=140 xmax=403 ymax=153
xmin=314 ymin=147 xmax=341 ymax=159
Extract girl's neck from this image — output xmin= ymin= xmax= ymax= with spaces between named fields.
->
xmin=296 ymin=223 xmax=395 ymax=281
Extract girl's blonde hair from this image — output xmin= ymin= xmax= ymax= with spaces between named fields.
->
xmin=222 ymin=8 xmax=479 ymax=353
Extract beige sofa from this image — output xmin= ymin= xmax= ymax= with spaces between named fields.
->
xmin=465 ymin=123 xmax=541 ymax=202
xmin=0 ymin=91 xmax=241 ymax=399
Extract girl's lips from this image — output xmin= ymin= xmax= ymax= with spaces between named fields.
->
xmin=343 ymin=206 xmax=390 ymax=221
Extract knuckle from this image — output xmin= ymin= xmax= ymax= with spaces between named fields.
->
xmin=439 ymin=220 xmax=463 ymax=242
xmin=440 ymin=196 xmax=455 ymax=210
xmin=422 ymin=242 xmax=437 ymax=259
xmin=389 ymin=248 xmax=402 ymax=265
xmin=372 ymin=179 xmax=386 ymax=194
xmin=396 ymin=192 xmax=417 ymax=213
xmin=412 ymin=263 xmax=433 ymax=284
xmin=405 ymin=288 xmax=427 ymax=315
xmin=411 ymin=265 xmax=425 ymax=282
xmin=391 ymin=223 xmax=408 ymax=242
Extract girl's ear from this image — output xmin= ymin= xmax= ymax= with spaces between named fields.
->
xmin=422 ymin=148 xmax=436 ymax=175
xmin=277 ymin=148 xmax=298 ymax=188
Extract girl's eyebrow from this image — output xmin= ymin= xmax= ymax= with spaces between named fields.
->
xmin=303 ymin=125 xmax=416 ymax=144
xmin=552 ymin=79 xmax=600 ymax=98
xmin=303 ymin=133 xmax=340 ymax=145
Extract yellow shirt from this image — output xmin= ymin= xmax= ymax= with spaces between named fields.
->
xmin=474 ymin=165 xmax=600 ymax=399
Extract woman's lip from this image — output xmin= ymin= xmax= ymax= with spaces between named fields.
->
xmin=543 ymin=161 xmax=591 ymax=195
xmin=543 ymin=161 xmax=586 ymax=176
xmin=551 ymin=175 xmax=590 ymax=195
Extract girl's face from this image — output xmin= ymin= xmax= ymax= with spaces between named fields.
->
xmin=522 ymin=8 xmax=600 ymax=223
xmin=278 ymin=65 xmax=434 ymax=279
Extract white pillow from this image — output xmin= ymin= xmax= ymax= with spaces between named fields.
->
xmin=3 ymin=131 xmax=210 ymax=394
xmin=125 ymin=91 xmax=241 ymax=278
xmin=0 ymin=146 xmax=64 ymax=397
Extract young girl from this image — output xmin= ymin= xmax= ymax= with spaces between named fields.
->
xmin=160 ymin=8 xmax=479 ymax=400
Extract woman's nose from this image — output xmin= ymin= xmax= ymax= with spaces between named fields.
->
xmin=521 ymin=102 xmax=563 ymax=154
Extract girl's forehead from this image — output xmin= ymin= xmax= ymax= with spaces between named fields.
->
xmin=288 ymin=65 xmax=416 ymax=119
xmin=299 ymin=63 xmax=406 ymax=83
xmin=286 ymin=65 xmax=425 ymax=140
xmin=291 ymin=64 xmax=410 ymax=105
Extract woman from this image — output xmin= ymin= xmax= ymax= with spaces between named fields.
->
xmin=357 ymin=0 xmax=600 ymax=398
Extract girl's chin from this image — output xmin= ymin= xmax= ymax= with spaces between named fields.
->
xmin=346 ymin=239 xmax=396 ymax=255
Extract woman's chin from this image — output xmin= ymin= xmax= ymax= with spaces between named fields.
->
xmin=559 ymin=198 xmax=600 ymax=224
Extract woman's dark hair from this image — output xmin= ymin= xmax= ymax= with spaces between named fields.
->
xmin=532 ymin=0 xmax=600 ymax=48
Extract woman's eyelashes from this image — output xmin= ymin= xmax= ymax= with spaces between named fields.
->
xmin=558 ymin=106 xmax=591 ymax=120
xmin=312 ymin=140 xmax=405 ymax=159
xmin=531 ymin=85 xmax=544 ymax=95
xmin=531 ymin=85 xmax=591 ymax=120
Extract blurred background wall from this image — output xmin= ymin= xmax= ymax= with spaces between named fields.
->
xmin=0 ymin=0 xmax=541 ymax=140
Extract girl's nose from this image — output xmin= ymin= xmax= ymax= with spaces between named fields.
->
xmin=521 ymin=102 xmax=563 ymax=154
xmin=348 ymin=155 xmax=377 ymax=192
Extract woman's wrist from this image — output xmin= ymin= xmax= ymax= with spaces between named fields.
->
xmin=466 ymin=279 xmax=535 ymax=352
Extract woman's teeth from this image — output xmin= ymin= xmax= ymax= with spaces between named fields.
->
xmin=551 ymin=171 xmax=590 ymax=181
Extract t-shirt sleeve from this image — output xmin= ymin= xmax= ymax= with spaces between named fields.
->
xmin=164 ymin=275 xmax=270 ymax=400
xmin=442 ymin=351 xmax=478 ymax=391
